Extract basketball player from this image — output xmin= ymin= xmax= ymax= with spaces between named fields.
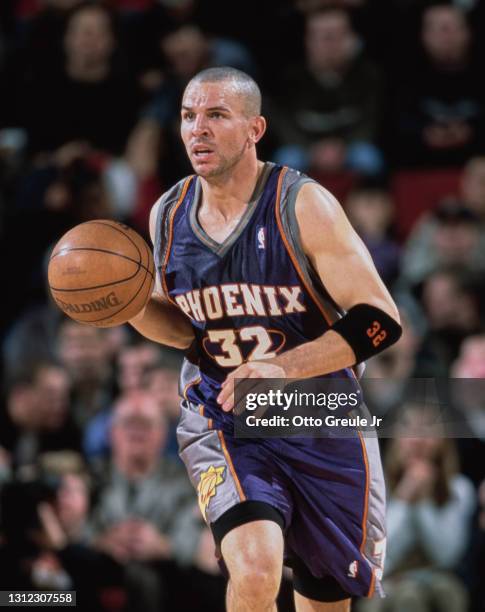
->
xmin=130 ymin=67 xmax=402 ymax=612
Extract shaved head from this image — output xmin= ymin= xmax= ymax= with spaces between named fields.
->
xmin=187 ymin=66 xmax=262 ymax=117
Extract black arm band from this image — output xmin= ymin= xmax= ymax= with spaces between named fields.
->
xmin=331 ymin=303 xmax=402 ymax=364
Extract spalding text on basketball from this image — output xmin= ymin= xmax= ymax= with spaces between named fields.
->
xmin=55 ymin=291 xmax=123 ymax=314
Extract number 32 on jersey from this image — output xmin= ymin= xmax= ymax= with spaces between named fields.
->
xmin=203 ymin=326 xmax=286 ymax=367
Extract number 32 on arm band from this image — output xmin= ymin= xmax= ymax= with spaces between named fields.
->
xmin=331 ymin=303 xmax=402 ymax=364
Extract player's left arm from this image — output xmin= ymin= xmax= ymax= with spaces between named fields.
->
xmin=218 ymin=182 xmax=401 ymax=411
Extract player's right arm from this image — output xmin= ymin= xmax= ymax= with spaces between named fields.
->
xmin=129 ymin=200 xmax=194 ymax=350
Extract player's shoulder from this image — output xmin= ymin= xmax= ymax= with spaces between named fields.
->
xmin=149 ymin=175 xmax=195 ymax=242
xmin=298 ymin=179 xmax=339 ymax=209
xmin=279 ymin=168 xmax=351 ymax=257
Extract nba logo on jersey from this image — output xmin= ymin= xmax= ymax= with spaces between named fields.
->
xmin=257 ymin=226 xmax=266 ymax=250
xmin=347 ymin=560 xmax=359 ymax=578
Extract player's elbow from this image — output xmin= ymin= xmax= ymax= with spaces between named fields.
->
xmin=375 ymin=299 xmax=402 ymax=349
xmin=370 ymin=297 xmax=401 ymax=327
xmin=166 ymin=334 xmax=194 ymax=351
xmin=387 ymin=302 xmax=401 ymax=327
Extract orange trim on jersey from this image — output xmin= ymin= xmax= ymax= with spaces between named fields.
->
xmin=274 ymin=167 xmax=334 ymax=327
xmin=367 ymin=569 xmax=376 ymax=598
xmin=217 ymin=430 xmax=245 ymax=501
xmin=196 ymin=400 xmax=213 ymax=429
xmin=161 ymin=176 xmax=194 ymax=304
xmin=358 ymin=431 xmax=370 ymax=555
xmin=183 ymin=377 xmax=201 ymax=401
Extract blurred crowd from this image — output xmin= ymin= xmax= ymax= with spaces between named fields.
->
xmin=0 ymin=1 xmax=484 ymax=611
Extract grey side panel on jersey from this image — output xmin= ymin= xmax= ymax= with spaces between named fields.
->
xmin=179 ymin=357 xmax=201 ymax=397
xmin=153 ymin=176 xmax=192 ymax=274
xmin=360 ymin=434 xmax=387 ymax=593
xmin=278 ymin=168 xmax=343 ymax=324
xmin=176 ymin=400 xmax=243 ymax=524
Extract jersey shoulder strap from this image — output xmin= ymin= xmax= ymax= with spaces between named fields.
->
xmin=276 ymin=167 xmax=344 ymax=325
xmin=153 ymin=175 xmax=194 ymax=273
xmin=278 ymin=166 xmax=315 ymax=212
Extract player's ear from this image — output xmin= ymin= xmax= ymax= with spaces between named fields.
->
xmin=249 ymin=116 xmax=266 ymax=145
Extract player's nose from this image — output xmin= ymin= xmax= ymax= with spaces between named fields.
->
xmin=191 ymin=115 xmax=210 ymax=137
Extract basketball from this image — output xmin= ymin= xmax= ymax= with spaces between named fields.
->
xmin=48 ymin=220 xmax=155 ymax=327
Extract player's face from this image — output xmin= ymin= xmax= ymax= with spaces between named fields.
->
xmin=181 ymin=81 xmax=256 ymax=178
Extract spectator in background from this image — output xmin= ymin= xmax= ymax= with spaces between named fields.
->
xmin=1 ymin=0 xmax=81 ymax=131
xmin=90 ymin=392 xmax=217 ymax=611
xmin=453 ymin=333 xmax=485 ymax=380
xmin=40 ymin=452 xmax=93 ymax=546
xmin=466 ymin=477 xmax=485 ymax=612
xmin=392 ymin=3 xmax=485 ymax=167
xmin=358 ymin=404 xmax=475 ymax=612
xmin=1 ymin=452 xmax=129 ymax=610
xmin=126 ymin=22 xmax=255 ymax=194
xmin=401 ymin=156 xmax=485 ymax=285
xmin=2 ymin=303 xmax=64 ymax=380
xmin=0 ymin=361 xmax=81 ymax=473
xmin=362 ymin=306 xmax=423 ymax=417
xmin=270 ymin=7 xmax=383 ymax=176
xmin=83 ymin=340 xmax=162 ymax=462
xmin=146 ymin=362 xmax=182 ymax=458
xmin=450 ymin=335 xmax=485 ymax=488
xmin=1 ymin=152 xmax=117 ymax=335
xmin=417 ymin=266 xmax=482 ymax=371
xmin=460 ymin=155 xmax=485 ymax=220
xmin=345 ymin=186 xmax=400 ymax=286
xmin=116 ymin=342 xmax=161 ymax=395
xmin=401 ymin=198 xmax=485 ymax=285
xmin=56 ymin=320 xmax=114 ymax=428
xmin=10 ymin=0 xmax=83 ymax=73
xmin=17 ymin=2 xmax=139 ymax=156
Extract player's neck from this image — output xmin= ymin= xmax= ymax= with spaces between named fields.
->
xmin=200 ymin=157 xmax=264 ymax=219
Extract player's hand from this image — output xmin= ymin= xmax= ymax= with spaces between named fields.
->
xmin=217 ymin=361 xmax=287 ymax=413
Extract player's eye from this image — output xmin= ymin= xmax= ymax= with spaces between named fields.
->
xmin=209 ymin=112 xmax=223 ymax=119
xmin=183 ymin=112 xmax=195 ymax=121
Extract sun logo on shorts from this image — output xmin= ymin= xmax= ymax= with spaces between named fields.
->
xmin=197 ymin=465 xmax=226 ymax=521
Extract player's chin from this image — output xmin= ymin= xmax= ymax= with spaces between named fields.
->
xmin=190 ymin=157 xmax=219 ymax=177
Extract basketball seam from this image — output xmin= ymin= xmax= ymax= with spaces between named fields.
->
xmin=49 ymin=266 xmax=142 ymax=292
xmin=85 ymin=231 xmax=153 ymax=323
xmin=50 ymin=247 xmax=154 ymax=279
xmin=78 ymin=220 xmax=143 ymax=264
xmin=84 ymin=253 xmax=152 ymax=323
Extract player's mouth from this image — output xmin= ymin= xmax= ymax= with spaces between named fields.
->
xmin=192 ymin=144 xmax=215 ymax=161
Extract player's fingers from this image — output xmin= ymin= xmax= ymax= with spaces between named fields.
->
xmin=221 ymin=393 xmax=234 ymax=412
xmin=218 ymin=365 xmax=247 ymax=398
xmin=221 ymin=371 xmax=264 ymax=412
xmin=217 ymin=383 xmax=231 ymax=406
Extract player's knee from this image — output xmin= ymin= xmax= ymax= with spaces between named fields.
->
xmin=230 ymin=552 xmax=281 ymax=605
xmin=222 ymin=518 xmax=284 ymax=605
xmin=231 ymin=562 xmax=281 ymax=607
